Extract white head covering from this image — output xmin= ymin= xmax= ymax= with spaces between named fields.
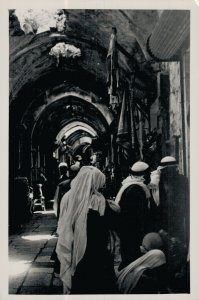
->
xmin=148 ymin=156 xmax=177 ymax=206
xmin=59 ymin=162 xmax=68 ymax=168
xmin=158 ymin=156 xmax=178 ymax=170
xmin=131 ymin=161 xmax=149 ymax=174
xmin=56 ymin=166 xmax=106 ymax=293
xmin=148 ymin=169 xmax=161 ymax=206
xmin=117 ymin=249 xmax=166 ymax=293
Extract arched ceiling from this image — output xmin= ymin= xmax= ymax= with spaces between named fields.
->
xmin=9 ymin=9 xmax=161 ymax=101
xmin=11 ymin=9 xmax=160 ymax=59
xmin=56 ymin=123 xmax=97 ymax=143
xmin=10 ymin=9 xmax=190 ymax=156
xmin=72 ymin=136 xmax=92 ymax=153
xmin=31 ymin=94 xmax=113 ymax=149
xmin=9 ymin=9 xmax=161 ymax=156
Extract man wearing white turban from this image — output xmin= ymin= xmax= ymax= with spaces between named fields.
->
xmin=157 ymin=156 xmax=189 ymax=291
xmin=116 ymin=161 xmax=151 ymax=269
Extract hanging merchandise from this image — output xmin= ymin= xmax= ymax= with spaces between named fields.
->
xmin=129 ymin=88 xmax=141 ymax=162
xmin=116 ymin=90 xmax=132 ymax=161
xmin=106 ymin=27 xmax=119 ymax=108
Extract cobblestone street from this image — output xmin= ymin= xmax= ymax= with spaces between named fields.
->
xmin=9 ymin=210 xmax=63 ymax=295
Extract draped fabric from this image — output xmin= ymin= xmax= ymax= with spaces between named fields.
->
xmin=117 ymin=249 xmax=166 ymax=293
xmin=56 ymin=166 xmax=106 ymax=294
xmin=116 ymin=90 xmax=140 ymax=163
xmin=106 ymin=31 xmax=119 ymax=98
xmin=116 ymin=90 xmax=132 ymax=160
xmin=148 ymin=169 xmax=161 ymax=206
xmin=53 ymin=178 xmax=71 ymax=219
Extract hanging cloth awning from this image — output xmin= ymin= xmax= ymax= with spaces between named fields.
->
xmin=147 ymin=10 xmax=190 ymax=61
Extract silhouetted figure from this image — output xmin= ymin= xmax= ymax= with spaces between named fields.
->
xmin=116 ymin=162 xmax=151 ymax=269
xmin=117 ymin=232 xmax=167 ymax=294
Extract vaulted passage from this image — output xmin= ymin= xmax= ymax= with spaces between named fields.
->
xmin=9 ymin=9 xmax=190 ymax=295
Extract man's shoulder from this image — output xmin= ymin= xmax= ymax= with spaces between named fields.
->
xmin=124 ymin=183 xmax=146 ymax=197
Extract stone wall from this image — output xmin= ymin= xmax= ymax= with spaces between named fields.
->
xmin=162 ymin=61 xmax=184 ymax=174
xmin=150 ymin=61 xmax=187 ymax=174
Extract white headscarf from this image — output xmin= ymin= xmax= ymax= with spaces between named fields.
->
xmin=56 ymin=166 xmax=106 ymax=294
xmin=117 ymin=249 xmax=166 ymax=293
xmin=148 ymin=169 xmax=161 ymax=206
xmin=115 ymin=175 xmax=151 ymax=205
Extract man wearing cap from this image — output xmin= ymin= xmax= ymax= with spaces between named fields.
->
xmin=115 ymin=161 xmax=152 ymax=269
xmin=58 ymin=162 xmax=69 ymax=183
xmin=148 ymin=156 xmax=189 ymax=291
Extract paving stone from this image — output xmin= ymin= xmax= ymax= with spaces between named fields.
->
xmin=33 ymin=230 xmax=54 ymax=234
xmin=10 ymin=249 xmax=42 ymax=257
xmin=14 ymin=242 xmax=47 ymax=248
xmin=29 ymin=267 xmax=54 ymax=274
xmin=9 ymin=249 xmax=19 ymax=256
xmin=9 ymin=288 xmax=19 ymax=294
xmin=32 ymin=233 xmax=55 ymax=237
xmin=9 ymin=210 xmax=57 ymax=294
xmin=10 ymin=254 xmax=36 ymax=262
xmin=39 ymin=251 xmax=53 ymax=256
xmin=12 ymin=249 xmax=39 ymax=255
xmin=45 ymin=239 xmax=58 ymax=247
xmin=32 ymin=261 xmax=54 ymax=268
xmin=21 ymin=224 xmax=38 ymax=228
xmin=34 ymin=225 xmax=56 ymax=229
xmin=50 ymin=277 xmax=63 ymax=294
xmin=40 ymin=248 xmax=55 ymax=255
xmin=19 ymin=286 xmax=49 ymax=294
xmin=52 ymin=277 xmax=63 ymax=287
xmin=21 ymin=225 xmax=38 ymax=234
xmin=35 ymin=255 xmax=52 ymax=263
xmin=9 ymin=275 xmax=26 ymax=289
xmin=23 ymin=272 xmax=52 ymax=287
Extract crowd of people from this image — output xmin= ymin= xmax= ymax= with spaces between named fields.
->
xmin=52 ymin=155 xmax=189 ymax=294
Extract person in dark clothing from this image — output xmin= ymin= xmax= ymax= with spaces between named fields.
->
xmin=158 ymin=156 xmax=189 ymax=247
xmin=54 ymin=162 xmax=70 ymax=217
xmin=72 ymin=203 xmax=118 ymax=294
xmin=54 ymin=162 xmax=70 ymax=219
xmin=58 ymin=162 xmax=69 ymax=183
xmin=56 ymin=166 xmax=117 ymax=294
xmin=158 ymin=156 xmax=189 ymax=291
xmin=54 ymin=178 xmax=71 ymax=220
xmin=38 ymin=171 xmax=47 ymax=185
xmin=37 ymin=171 xmax=47 ymax=201
xmin=115 ymin=161 xmax=151 ymax=269
xmin=117 ymin=232 xmax=168 ymax=294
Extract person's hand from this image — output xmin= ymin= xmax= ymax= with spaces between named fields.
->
xmin=107 ymin=200 xmax=121 ymax=213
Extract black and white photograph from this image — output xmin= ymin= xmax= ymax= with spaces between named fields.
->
xmin=3 ymin=3 xmax=194 ymax=296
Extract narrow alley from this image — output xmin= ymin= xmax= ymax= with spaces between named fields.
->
xmin=8 ymin=8 xmax=190 ymax=295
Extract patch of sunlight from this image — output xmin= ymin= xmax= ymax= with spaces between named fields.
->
xmin=21 ymin=234 xmax=57 ymax=241
xmin=9 ymin=260 xmax=31 ymax=276
xmin=34 ymin=210 xmax=55 ymax=215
